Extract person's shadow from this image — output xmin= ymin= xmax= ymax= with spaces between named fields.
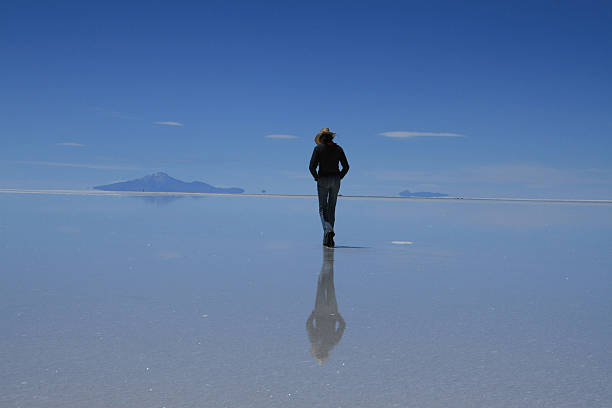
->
xmin=306 ymin=247 xmax=346 ymax=365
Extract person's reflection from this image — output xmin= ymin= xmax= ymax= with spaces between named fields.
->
xmin=306 ymin=247 xmax=346 ymax=365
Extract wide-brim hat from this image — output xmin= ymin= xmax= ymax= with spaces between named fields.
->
xmin=314 ymin=127 xmax=336 ymax=145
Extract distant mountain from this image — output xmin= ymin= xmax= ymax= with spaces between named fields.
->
xmin=399 ymin=190 xmax=449 ymax=198
xmin=94 ymin=172 xmax=245 ymax=194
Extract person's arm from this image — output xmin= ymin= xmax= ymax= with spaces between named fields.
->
xmin=309 ymin=147 xmax=319 ymax=181
xmin=339 ymin=147 xmax=349 ymax=179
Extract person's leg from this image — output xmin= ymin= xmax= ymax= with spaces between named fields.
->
xmin=317 ymin=179 xmax=329 ymax=233
xmin=327 ymin=176 xmax=341 ymax=229
xmin=317 ymin=178 xmax=333 ymax=234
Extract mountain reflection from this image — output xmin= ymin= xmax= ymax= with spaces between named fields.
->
xmin=135 ymin=195 xmax=183 ymax=206
xmin=306 ymin=247 xmax=346 ymax=365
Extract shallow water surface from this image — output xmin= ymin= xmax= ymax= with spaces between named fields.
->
xmin=1 ymin=194 xmax=611 ymax=407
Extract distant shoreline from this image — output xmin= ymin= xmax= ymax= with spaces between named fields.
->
xmin=1 ymin=189 xmax=611 ymax=204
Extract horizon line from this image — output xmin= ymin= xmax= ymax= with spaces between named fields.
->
xmin=0 ymin=189 xmax=610 ymax=204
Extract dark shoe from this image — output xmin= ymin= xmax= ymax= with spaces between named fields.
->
xmin=323 ymin=231 xmax=332 ymax=247
xmin=328 ymin=231 xmax=335 ymax=248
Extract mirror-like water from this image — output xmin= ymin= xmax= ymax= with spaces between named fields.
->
xmin=1 ymin=194 xmax=611 ymax=407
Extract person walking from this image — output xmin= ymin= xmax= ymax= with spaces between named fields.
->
xmin=309 ymin=127 xmax=349 ymax=247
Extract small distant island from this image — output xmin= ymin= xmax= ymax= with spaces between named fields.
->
xmin=94 ymin=172 xmax=245 ymax=194
xmin=399 ymin=190 xmax=449 ymax=198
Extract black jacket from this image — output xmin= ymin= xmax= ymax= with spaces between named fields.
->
xmin=309 ymin=143 xmax=350 ymax=180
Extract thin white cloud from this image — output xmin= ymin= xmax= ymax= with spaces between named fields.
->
xmin=56 ymin=142 xmax=85 ymax=147
xmin=264 ymin=134 xmax=298 ymax=139
xmin=154 ymin=121 xmax=184 ymax=127
xmin=12 ymin=160 xmax=142 ymax=170
xmin=379 ymin=131 xmax=464 ymax=138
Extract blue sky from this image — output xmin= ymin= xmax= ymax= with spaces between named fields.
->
xmin=1 ymin=1 xmax=611 ymax=198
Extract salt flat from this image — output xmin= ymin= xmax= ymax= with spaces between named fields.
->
xmin=0 ymin=193 xmax=611 ymax=407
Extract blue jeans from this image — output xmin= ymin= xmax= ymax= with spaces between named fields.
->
xmin=317 ymin=175 xmax=341 ymax=234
